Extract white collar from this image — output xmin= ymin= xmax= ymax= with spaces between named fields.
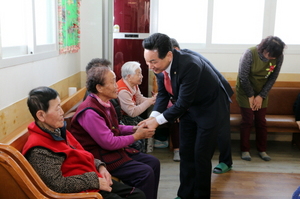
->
xmin=164 ymin=59 xmax=173 ymax=76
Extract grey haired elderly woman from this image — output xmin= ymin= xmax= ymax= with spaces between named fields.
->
xmin=117 ymin=61 xmax=157 ymax=152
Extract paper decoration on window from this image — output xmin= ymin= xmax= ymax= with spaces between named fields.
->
xmin=58 ymin=0 xmax=80 ymax=54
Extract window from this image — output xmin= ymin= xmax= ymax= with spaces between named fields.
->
xmin=35 ymin=0 xmax=56 ymax=45
xmin=211 ymin=0 xmax=264 ymax=44
xmin=156 ymin=0 xmax=300 ymax=53
xmin=274 ymin=0 xmax=300 ymax=44
xmin=0 ymin=0 xmax=58 ymax=68
xmin=0 ymin=0 xmax=28 ymax=57
xmin=157 ymin=0 xmax=207 ymax=44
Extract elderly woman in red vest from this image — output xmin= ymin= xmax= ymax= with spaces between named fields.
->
xmin=70 ymin=66 xmax=160 ymax=199
xmin=23 ymin=86 xmax=145 ymax=199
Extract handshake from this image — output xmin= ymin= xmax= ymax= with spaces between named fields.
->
xmin=132 ymin=117 xmax=159 ymax=141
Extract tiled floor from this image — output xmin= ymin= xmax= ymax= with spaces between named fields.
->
xmin=151 ymin=140 xmax=300 ymax=199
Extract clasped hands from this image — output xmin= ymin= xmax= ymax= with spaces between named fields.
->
xmin=249 ymin=95 xmax=263 ymax=111
xmin=131 ymin=118 xmax=158 ymax=141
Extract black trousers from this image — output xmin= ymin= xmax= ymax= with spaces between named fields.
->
xmin=216 ymin=102 xmax=232 ymax=167
xmin=99 ymin=180 xmax=146 ymax=199
xmin=177 ymin=97 xmax=229 ymax=198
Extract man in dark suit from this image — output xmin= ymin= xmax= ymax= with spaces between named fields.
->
xmin=171 ymin=38 xmax=233 ymax=174
xmin=294 ymin=93 xmax=300 ymax=129
xmin=141 ymin=33 xmax=231 ymax=199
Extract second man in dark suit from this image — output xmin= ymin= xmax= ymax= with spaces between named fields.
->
xmin=141 ymin=33 xmax=231 ymax=199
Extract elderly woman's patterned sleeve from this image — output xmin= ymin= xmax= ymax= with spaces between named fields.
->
xmin=94 ymin=158 xmax=106 ymax=170
xmin=238 ymin=49 xmax=255 ymax=97
xmin=26 ymin=147 xmax=99 ymax=193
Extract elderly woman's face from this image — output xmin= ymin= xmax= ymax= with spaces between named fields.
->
xmin=128 ymin=68 xmax=143 ymax=86
xmin=97 ymin=70 xmax=118 ymax=102
xmin=38 ymin=96 xmax=64 ymax=131
xmin=263 ymin=50 xmax=276 ymax=60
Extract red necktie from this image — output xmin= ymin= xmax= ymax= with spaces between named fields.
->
xmin=163 ymin=71 xmax=173 ymax=95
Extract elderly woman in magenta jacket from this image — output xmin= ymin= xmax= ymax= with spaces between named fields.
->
xmin=70 ymin=66 xmax=160 ymax=199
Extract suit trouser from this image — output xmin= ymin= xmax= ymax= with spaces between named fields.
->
xmin=110 ymin=152 xmax=160 ymax=199
xmin=169 ymin=121 xmax=180 ymax=148
xmin=240 ymin=107 xmax=268 ymax=152
xmin=217 ymin=102 xmax=233 ymax=167
xmin=177 ymin=113 xmax=219 ymax=199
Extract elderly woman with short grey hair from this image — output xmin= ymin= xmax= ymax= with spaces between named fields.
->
xmin=117 ymin=61 xmax=156 ymax=118
xmin=117 ymin=61 xmax=157 ymax=152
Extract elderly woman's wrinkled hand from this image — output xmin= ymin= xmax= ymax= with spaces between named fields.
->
xmin=99 ymin=165 xmax=112 ymax=186
xmin=98 ymin=177 xmax=112 ymax=192
xmin=137 ymin=117 xmax=154 ymax=126
xmin=152 ymin=93 xmax=157 ymax=99
xmin=133 ymin=123 xmax=155 ymax=140
xmin=253 ymin=95 xmax=263 ymax=111
xmin=143 ymin=117 xmax=159 ymax=130
xmin=147 ymin=95 xmax=156 ymax=105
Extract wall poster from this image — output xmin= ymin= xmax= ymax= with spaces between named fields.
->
xmin=58 ymin=0 xmax=80 ymax=54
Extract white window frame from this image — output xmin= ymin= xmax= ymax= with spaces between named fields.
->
xmin=151 ymin=0 xmax=300 ymax=55
xmin=0 ymin=0 xmax=59 ymax=69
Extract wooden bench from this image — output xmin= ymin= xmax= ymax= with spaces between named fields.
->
xmin=0 ymin=87 xmax=103 ymax=199
xmin=230 ymin=86 xmax=300 ymax=132
xmin=230 ymin=86 xmax=300 ymax=148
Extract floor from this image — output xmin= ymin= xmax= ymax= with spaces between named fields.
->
xmin=151 ymin=140 xmax=300 ymax=199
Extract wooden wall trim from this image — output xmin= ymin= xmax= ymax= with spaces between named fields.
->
xmin=0 ymin=72 xmax=82 ymax=141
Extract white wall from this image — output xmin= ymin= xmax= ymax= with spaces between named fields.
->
xmin=80 ymin=0 xmax=103 ymax=72
xmin=0 ymin=0 xmax=104 ymax=110
xmin=0 ymin=53 xmax=80 ymax=110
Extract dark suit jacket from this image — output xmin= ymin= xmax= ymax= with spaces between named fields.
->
xmin=154 ymin=49 xmax=230 ymax=129
xmin=294 ymin=93 xmax=300 ymax=121
xmin=181 ymin=49 xmax=234 ymax=97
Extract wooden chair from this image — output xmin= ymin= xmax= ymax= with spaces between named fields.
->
xmin=0 ymin=144 xmax=103 ymax=199
xmin=0 ymin=150 xmax=46 ymax=199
